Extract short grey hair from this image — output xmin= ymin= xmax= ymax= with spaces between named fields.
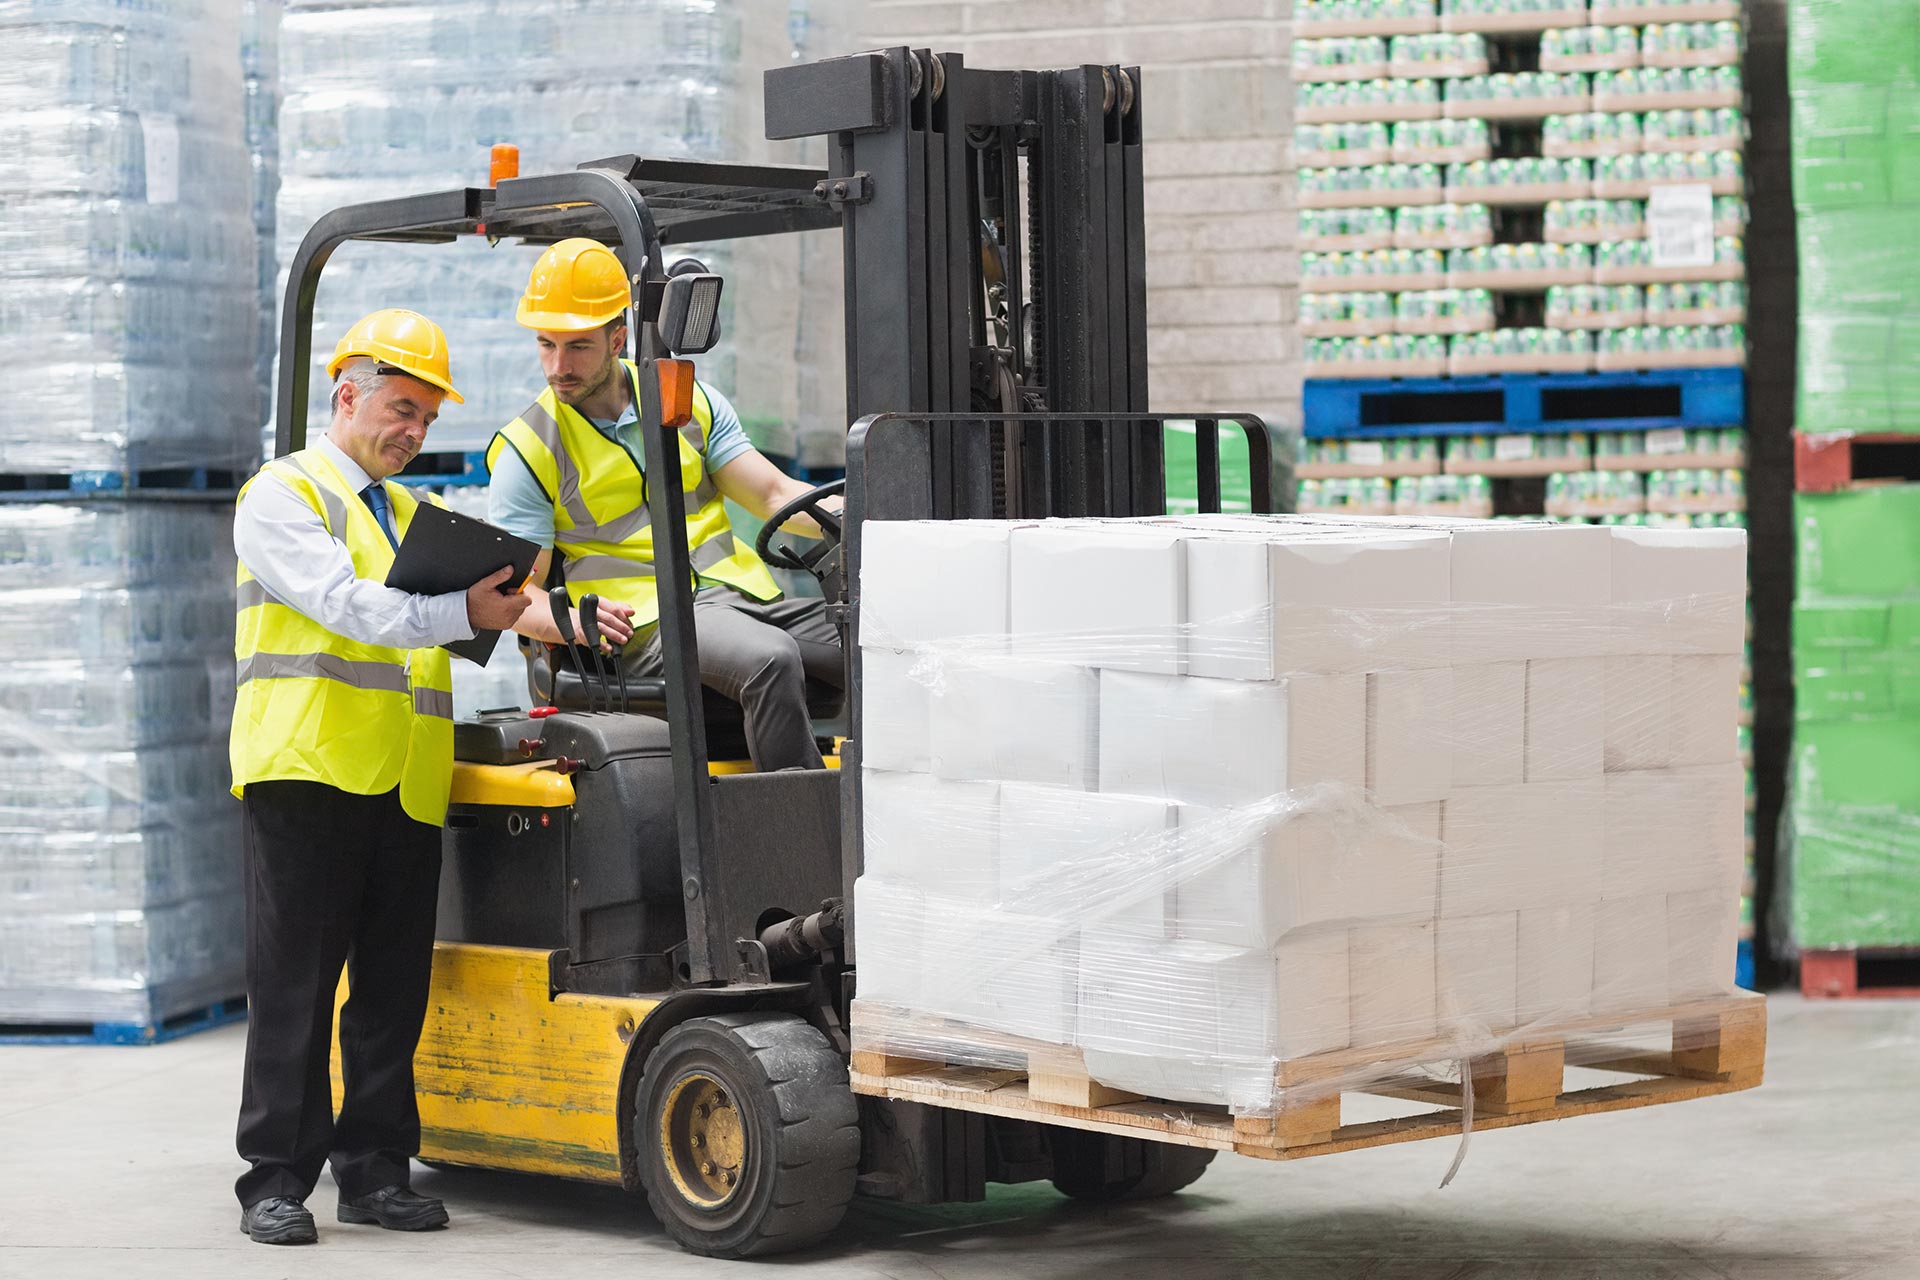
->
xmin=329 ymin=356 xmax=388 ymax=414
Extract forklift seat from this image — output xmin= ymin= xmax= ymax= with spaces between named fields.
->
xmin=532 ymin=650 xmax=844 ymax=762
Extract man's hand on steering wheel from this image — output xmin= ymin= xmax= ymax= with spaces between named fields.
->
xmin=755 ymin=478 xmax=845 ymax=579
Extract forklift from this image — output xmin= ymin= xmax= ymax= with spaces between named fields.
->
xmin=283 ymin=48 xmax=1274 ymax=1258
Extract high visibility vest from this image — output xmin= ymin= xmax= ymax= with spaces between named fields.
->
xmin=228 ymin=449 xmax=457 ymax=826
xmin=485 ymin=362 xmax=780 ymax=626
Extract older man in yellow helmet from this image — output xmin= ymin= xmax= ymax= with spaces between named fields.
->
xmin=487 ymin=238 xmax=843 ymax=771
xmin=228 ymin=309 xmax=529 ymax=1245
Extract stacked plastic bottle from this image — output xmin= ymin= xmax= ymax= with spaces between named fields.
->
xmin=243 ymin=0 xmax=283 ymax=429
xmin=0 ymin=0 xmax=259 ymax=473
xmin=275 ymin=0 xmax=752 ymax=456
xmin=1296 ymin=0 xmax=1751 ymax=380
xmin=0 ymin=504 xmax=244 ymax=1025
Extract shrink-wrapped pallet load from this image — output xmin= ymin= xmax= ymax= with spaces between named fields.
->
xmin=854 ymin=512 xmax=1746 ymax=1112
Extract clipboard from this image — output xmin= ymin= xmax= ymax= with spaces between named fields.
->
xmin=385 ymin=503 xmax=541 ymax=666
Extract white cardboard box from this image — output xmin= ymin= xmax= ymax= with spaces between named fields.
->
xmin=1668 ymin=654 xmax=1741 ymax=766
xmin=1098 ymin=669 xmax=1366 ymax=807
xmin=1185 ymin=527 xmax=1452 ymax=678
xmin=1667 ymin=887 xmax=1739 ymax=1000
xmin=1592 ymin=894 xmax=1670 ymax=1015
xmin=860 ymin=646 xmax=931 ymax=773
xmin=1602 ymin=763 xmax=1745 ymax=897
xmin=997 ymin=783 xmax=1178 ymax=912
xmin=1440 ymin=780 xmax=1604 ymax=916
xmin=1350 ymin=920 xmax=1437 ymax=1048
xmin=1080 ymin=931 xmax=1349 ymax=1108
xmin=1437 ymin=912 xmax=1519 ymax=1037
xmin=1450 ymin=524 xmax=1613 ymax=661
xmin=851 ymin=877 xmax=929 ymax=1009
xmin=930 ymin=657 xmax=1099 ymax=788
xmin=1608 ymin=525 xmax=1747 ymax=656
xmin=1526 ymin=658 xmax=1605 ymax=781
xmin=860 ymin=520 xmax=1015 ymax=650
xmin=1452 ymin=661 xmax=1526 ymax=787
xmin=921 ymin=907 xmax=1080 ymax=1045
xmin=1367 ymin=666 xmax=1454 ymax=805
xmin=1604 ymin=655 xmax=1674 ymax=773
xmin=861 ymin=770 xmax=999 ymax=900
xmin=1011 ymin=523 xmax=1187 ymax=675
xmin=1517 ymin=901 xmax=1594 ymax=1025
xmin=1172 ymin=802 xmax=1441 ymax=948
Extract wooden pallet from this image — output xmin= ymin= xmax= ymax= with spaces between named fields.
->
xmin=851 ymin=994 xmax=1764 ymax=1162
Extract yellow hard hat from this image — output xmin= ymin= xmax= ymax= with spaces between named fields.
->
xmin=326 ymin=308 xmax=465 ymax=404
xmin=516 ymin=237 xmax=632 ymax=331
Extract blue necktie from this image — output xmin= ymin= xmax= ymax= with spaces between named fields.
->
xmin=361 ymin=483 xmax=400 ymax=551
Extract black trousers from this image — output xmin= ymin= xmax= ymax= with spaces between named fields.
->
xmin=235 ymin=780 xmax=442 ymax=1208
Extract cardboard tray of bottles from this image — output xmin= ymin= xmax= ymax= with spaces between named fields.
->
xmin=1595 ymin=348 xmax=1748 ymax=371
xmin=1596 ymin=261 xmax=1745 ymax=285
xmin=1300 ymin=100 xmax=1444 ymax=125
xmin=1302 ymin=186 xmax=1447 ymax=209
xmin=1441 ymin=10 xmax=1586 ymax=34
xmin=1450 ymin=94 xmax=1593 ymax=121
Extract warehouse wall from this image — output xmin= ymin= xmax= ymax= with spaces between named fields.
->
xmin=863 ymin=0 xmax=1303 ymax=453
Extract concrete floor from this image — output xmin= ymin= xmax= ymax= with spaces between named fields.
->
xmin=0 ymin=995 xmax=1914 ymax=1279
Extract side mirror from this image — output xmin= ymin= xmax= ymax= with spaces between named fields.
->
xmin=658 ymin=272 xmax=725 ymax=355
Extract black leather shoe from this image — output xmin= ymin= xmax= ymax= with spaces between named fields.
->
xmin=239 ymin=1196 xmax=318 ymax=1245
xmin=337 ymin=1185 xmax=449 ymax=1231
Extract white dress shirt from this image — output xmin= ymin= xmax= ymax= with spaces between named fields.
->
xmin=233 ymin=434 xmax=474 ymax=650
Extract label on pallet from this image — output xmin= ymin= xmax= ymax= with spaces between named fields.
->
xmin=1647 ymin=183 xmax=1714 ymax=268
xmin=1646 ymin=427 xmax=1689 ymax=455
xmin=1494 ymin=434 xmax=1536 ymax=462
xmin=1346 ymin=440 xmax=1386 ymax=466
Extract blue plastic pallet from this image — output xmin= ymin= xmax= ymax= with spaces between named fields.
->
xmin=1303 ymin=367 xmax=1745 ymax=440
xmin=1735 ymin=939 xmax=1756 ymax=992
xmin=0 ymin=996 xmax=247 ymax=1046
xmin=0 ymin=467 xmax=245 ymax=501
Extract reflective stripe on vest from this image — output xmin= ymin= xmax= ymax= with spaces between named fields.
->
xmin=229 ymin=447 xmax=456 ymax=824
xmin=486 ymin=363 xmax=780 ymax=626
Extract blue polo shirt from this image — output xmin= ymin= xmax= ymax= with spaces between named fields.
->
xmin=488 ymin=380 xmax=754 ymax=549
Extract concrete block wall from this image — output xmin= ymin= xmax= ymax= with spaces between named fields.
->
xmin=865 ymin=0 xmax=1302 ymax=449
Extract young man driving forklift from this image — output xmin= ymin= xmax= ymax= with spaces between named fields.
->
xmin=486 ymin=237 xmax=843 ymax=770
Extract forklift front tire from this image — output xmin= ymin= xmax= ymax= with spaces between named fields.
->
xmin=636 ymin=1012 xmax=859 ymax=1258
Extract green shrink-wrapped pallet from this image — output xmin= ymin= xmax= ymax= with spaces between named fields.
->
xmin=1788 ymin=487 xmax=1920 ymax=949
xmin=1789 ymin=0 xmax=1920 ymax=434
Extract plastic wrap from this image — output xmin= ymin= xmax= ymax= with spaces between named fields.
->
xmin=274 ymin=0 xmax=773 ymax=456
xmin=0 ymin=502 xmax=242 ymax=1024
xmin=0 ymin=0 xmax=260 ymax=473
xmin=1788 ymin=0 xmax=1920 ymax=433
xmin=852 ymin=514 xmax=1747 ymax=1113
xmin=243 ymin=0 xmax=283 ymax=422
xmin=1786 ymin=485 xmax=1920 ymax=951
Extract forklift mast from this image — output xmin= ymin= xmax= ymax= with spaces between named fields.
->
xmin=767 ymin=47 xmax=1158 ymax=521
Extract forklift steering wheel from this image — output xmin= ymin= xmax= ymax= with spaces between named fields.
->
xmin=754 ymin=478 xmax=845 ymax=580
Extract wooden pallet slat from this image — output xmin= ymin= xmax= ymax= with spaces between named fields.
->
xmin=850 ymin=994 xmax=1766 ymax=1166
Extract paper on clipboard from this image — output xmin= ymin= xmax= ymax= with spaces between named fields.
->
xmin=386 ymin=503 xmax=541 ymax=665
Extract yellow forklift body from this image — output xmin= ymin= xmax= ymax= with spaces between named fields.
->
xmin=333 ymin=944 xmax=658 ymax=1184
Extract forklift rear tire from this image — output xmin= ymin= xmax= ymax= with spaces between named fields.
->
xmin=636 ymin=1013 xmax=859 ymax=1258
xmin=1048 ymin=1132 xmax=1217 ymax=1202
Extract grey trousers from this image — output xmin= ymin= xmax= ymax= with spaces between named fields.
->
xmin=630 ymin=587 xmax=844 ymax=771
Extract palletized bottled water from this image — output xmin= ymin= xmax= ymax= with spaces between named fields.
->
xmin=0 ymin=502 xmax=243 ymax=1025
xmin=0 ymin=0 xmax=259 ymax=474
xmin=274 ymin=0 xmax=821 ymax=458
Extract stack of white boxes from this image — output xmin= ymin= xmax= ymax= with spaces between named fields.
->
xmin=854 ymin=515 xmax=1745 ymax=1112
